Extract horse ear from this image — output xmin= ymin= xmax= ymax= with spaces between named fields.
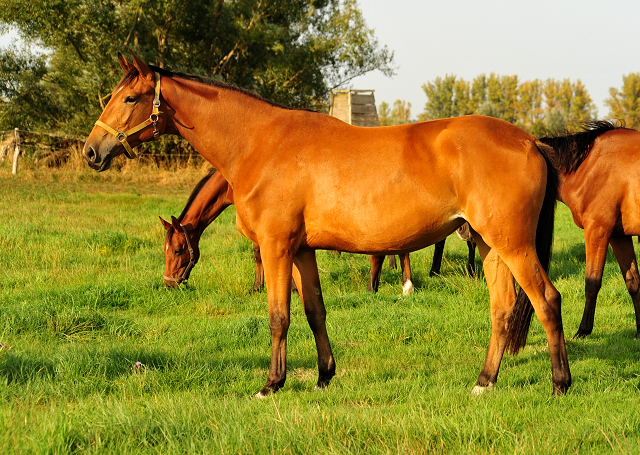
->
xmin=170 ymin=216 xmax=181 ymax=231
xmin=130 ymin=51 xmax=154 ymax=85
xmin=159 ymin=216 xmax=172 ymax=230
xmin=118 ymin=52 xmax=133 ymax=73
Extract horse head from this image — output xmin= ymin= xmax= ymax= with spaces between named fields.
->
xmin=84 ymin=53 xmax=168 ymax=171
xmin=160 ymin=216 xmax=200 ymax=287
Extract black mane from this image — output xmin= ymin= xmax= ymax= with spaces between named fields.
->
xmin=117 ymin=65 xmax=316 ymax=113
xmin=178 ymin=167 xmax=218 ymax=222
xmin=539 ymin=120 xmax=628 ymax=174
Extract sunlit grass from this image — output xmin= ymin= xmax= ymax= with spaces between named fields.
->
xmin=0 ymin=167 xmax=639 ymax=453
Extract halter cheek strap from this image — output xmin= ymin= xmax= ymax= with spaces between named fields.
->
xmin=95 ymin=72 xmax=163 ymax=159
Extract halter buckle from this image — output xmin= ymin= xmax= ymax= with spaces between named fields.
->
xmin=116 ymin=132 xmax=127 ymax=143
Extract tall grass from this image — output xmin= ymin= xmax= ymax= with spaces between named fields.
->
xmin=0 ymin=164 xmax=639 ymax=454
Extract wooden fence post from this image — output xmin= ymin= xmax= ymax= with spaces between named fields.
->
xmin=12 ymin=128 xmax=20 ymax=175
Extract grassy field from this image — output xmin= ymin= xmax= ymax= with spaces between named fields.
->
xmin=1 ymin=164 xmax=640 ymax=454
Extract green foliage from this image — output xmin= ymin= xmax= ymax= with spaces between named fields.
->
xmin=605 ymin=73 xmax=640 ymax=129
xmin=378 ymin=99 xmax=411 ymax=125
xmin=1 ymin=168 xmax=640 ymax=452
xmin=0 ymin=0 xmax=394 ymax=136
xmin=419 ymin=73 xmax=597 ymax=136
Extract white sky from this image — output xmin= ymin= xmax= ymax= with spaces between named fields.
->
xmin=350 ymin=0 xmax=640 ymax=119
xmin=2 ymin=1 xmax=639 ymax=119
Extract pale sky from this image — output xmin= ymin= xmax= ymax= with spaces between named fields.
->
xmin=351 ymin=0 xmax=640 ymax=119
xmin=2 ymin=1 xmax=639 ymax=119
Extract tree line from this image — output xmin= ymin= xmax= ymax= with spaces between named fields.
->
xmin=380 ymin=73 xmax=640 ymax=135
xmin=0 ymin=0 xmax=394 ymax=150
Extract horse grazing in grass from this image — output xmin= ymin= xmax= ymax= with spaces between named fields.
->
xmin=160 ymin=168 xmax=266 ymax=292
xmin=83 ymin=52 xmax=571 ymax=396
xmin=539 ymin=120 xmax=640 ymax=339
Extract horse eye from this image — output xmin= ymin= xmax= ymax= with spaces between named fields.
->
xmin=124 ymin=96 xmax=137 ymax=104
xmin=174 ymin=249 xmax=182 ymax=255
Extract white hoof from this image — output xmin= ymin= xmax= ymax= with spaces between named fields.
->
xmin=471 ymin=383 xmax=495 ymax=396
xmin=255 ymin=391 xmax=269 ymax=399
xmin=402 ymin=280 xmax=414 ymax=295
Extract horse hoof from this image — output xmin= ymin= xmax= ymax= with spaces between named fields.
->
xmin=471 ymin=383 xmax=494 ymax=396
xmin=402 ymin=280 xmax=414 ymax=295
xmin=572 ymin=330 xmax=590 ymax=340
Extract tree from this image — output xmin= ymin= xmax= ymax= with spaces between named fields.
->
xmin=418 ymin=73 xmax=596 ymax=135
xmin=379 ymin=99 xmax=411 ymax=125
xmin=0 ymin=0 xmax=395 ymax=136
xmin=605 ymin=73 xmax=640 ymax=129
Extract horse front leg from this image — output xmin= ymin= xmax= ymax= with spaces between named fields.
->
xmin=430 ymin=239 xmax=446 ymax=276
xmin=255 ymin=239 xmax=295 ymax=398
xmin=368 ymin=255 xmax=385 ymax=293
xmin=293 ymin=250 xmax=336 ymax=389
xmin=472 ymin=236 xmax=516 ymax=394
xmin=575 ymin=225 xmax=611 ymax=338
xmin=399 ymin=253 xmax=413 ymax=295
xmin=609 ymin=236 xmax=640 ymax=339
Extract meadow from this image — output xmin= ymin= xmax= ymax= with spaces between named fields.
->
xmin=0 ymin=162 xmax=639 ymax=454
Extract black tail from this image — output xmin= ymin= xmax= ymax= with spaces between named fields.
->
xmin=504 ymin=141 xmax=558 ymax=355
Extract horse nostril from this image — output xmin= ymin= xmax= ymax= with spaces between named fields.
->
xmin=85 ymin=146 xmax=98 ymax=163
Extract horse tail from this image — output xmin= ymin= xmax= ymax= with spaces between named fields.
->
xmin=504 ymin=141 xmax=558 ymax=355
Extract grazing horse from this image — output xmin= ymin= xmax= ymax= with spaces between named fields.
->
xmin=83 ymin=53 xmax=571 ymax=396
xmin=160 ymin=167 xmax=266 ymax=292
xmin=539 ymin=120 xmax=640 ymax=339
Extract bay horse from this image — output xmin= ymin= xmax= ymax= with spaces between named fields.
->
xmin=538 ymin=120 xmax=640 ymax=339
xmin=83 ymin=53 xmax=571 ymax=396
xmin=160 ymin=167 xmax=266 ymax=292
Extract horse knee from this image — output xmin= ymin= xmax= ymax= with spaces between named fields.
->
xmin=624 ymin=273 xmax=640 ymax=296
xmin=585 ymin=277 xmax=602 ymax=300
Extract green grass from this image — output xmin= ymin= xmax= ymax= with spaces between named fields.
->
xmin=1 ymin=168 xmax=640 ymax=454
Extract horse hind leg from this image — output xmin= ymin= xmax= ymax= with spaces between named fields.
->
xmin=430 ymin=239 xmax=446 ymax=276
xmin=251 ymin=242 xmax=264 ymax=293
xmin=609 ymin=236 xmax=640 ymax=339
xmin=502 ymin=247 xmax=571 ymax=395
xmin=471 ymin=235 xmax=517 ymax=394
xmin=399 ymin=253 xmax=413 ymax=295
xmin=368 ymin=255 xmax=385 ymax=293
xmin=575 ymin=225 xmax=611 ymax=338
xmin=293 ymin=250 xmax=336 ymax=389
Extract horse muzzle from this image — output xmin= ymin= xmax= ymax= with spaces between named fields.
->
xmin=83 ymin=141 xmax=114 ymax=172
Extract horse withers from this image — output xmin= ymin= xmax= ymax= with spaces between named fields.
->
xmin=84 ymin=52 xmax=570 ymax=396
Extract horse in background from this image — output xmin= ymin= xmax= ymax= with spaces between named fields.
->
xmin=84 ymin=53 xmax=570 ymax=396
xmin=160 ymin=168 xmax=266 ymax=292
xmin=539 ymin=120 xmax=640 ymax=339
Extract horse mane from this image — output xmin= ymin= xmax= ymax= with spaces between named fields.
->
xmin=539 ymin=119 xmax=628 ymax=174
xmin=117 ymin=65 xmax=317 ymax=113
xmin=178 ymin=167 xmax=218 ymax=222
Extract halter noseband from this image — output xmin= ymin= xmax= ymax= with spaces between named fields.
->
xmin=163 ymin=223 xmax=198 ymax=285
xmin=95 ymin=72 xmax=162 ymax=159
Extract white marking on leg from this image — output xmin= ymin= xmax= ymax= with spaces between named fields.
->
xmin=402 ymin=280 xmax=414 ymax=295
xmin=471 ymin=382 xmax=495 ymax=396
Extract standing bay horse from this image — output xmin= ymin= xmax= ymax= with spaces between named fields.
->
xmin=83 ymin=53 xmax=571 ymax=396
xmin=539 ymin=121 xmax=640 ymax=339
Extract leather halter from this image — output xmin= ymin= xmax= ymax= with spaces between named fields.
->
xmin=95 ymin=72 xmax=162 ymax=159
xmin=163 ymin=223 xmax=198 ymax=285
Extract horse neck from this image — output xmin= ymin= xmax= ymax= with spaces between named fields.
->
xmin=180 ymin=172 xmax=234 ymax=237
xmin=162 ymin=77 xmax=281 ymax=185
